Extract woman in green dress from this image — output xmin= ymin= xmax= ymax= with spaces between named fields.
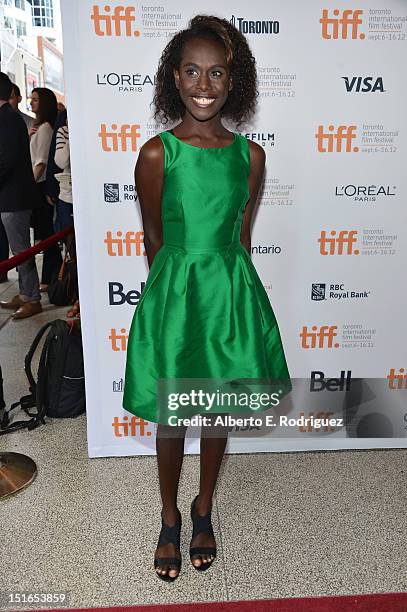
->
xmin=123 ymin=14 xmax=291 ymax=581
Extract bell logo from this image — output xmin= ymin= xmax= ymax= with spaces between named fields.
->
xmin=387 ymin=368 xmax=407 ymax=389
xmin=104 ymin=231 xmax=145 ymax=256
xmin=112 ymin=416 xmax=152 ymax=436
xmin=91 ymin=5 xmax=140 ymax=37
xmin=300 ymin=325 xmax=339 ymax=349
xmin=320 ymin=9 xmax=365 ymax=40
xmin=109 ymin=328 xmax=128 ymax=351
xmin=318 ymin=230 xmax=359 ymax=255
xmin=99 ymin=124 xmax=141 ymax=152
xmin=315 ymin=125 xmax=358 ymax=153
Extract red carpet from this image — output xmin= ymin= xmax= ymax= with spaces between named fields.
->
xmin=24 ymin=592 xmax=407 ymax=612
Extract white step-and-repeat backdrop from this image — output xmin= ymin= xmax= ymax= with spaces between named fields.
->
xmin=61 ymin=0 xmax=407 ymax=457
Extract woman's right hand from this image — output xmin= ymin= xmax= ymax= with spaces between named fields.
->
xmin=29 ymin=126 xmax=38 ymax=138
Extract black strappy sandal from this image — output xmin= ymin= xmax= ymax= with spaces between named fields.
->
xmin=189 ymin=495 xmax=217 ymax=571
xmin=154 ymin=511 xmax=182 ymax=582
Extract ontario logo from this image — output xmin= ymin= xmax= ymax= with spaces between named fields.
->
xmin=98 ymin=123 xmax=141 ymax=152
xmin=318 ymin=230 xmax=359 ymax=255
xmin=315 ymin=125 xmax=358 ymax=153
xmin=342 ymin=76 xmax=384 ymax=93
xmin=91 ymin=5 xmax=141 ymax=37
xmin=387 ymin=368 xmax=407 ymax=390
xmin=251 ymin=244 xmax=281 ymax=254
xmin=320 ymin=9 xmax=365 ymax=40
xmin=230 ymin=15 xmax=279 ymax=34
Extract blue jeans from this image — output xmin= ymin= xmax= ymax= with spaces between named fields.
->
xmin=55 ymin=199 xmax=74 ymax=232
xmin=1 ymin=210 xmax=41 ymax=301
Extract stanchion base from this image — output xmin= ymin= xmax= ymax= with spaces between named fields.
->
xmin=0 ymin=452 xmax=37 ymax=499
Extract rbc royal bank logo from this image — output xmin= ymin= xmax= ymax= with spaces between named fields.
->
xmin=311 ymin=284 xmax=326 ymax=301
xmin=320 ymin=9 xmax=365 ymax=40
xmin=315 ymin=125 xmax=358 ymax=153
xmin=91 ymin=5 xmax=141 ymax=37
xmin=104 ymin=183 xmax=120 ymax=202
xmin=318 ymin=230 xmax=359 ymax=255
xmin=104 ymin=183 xmax=138 ymax=203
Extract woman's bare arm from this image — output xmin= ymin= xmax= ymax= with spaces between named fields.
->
xmin=240 ymin=140 xmax=266 ymax=255
xmin=134 ymin=136 xmax=164 ymax=269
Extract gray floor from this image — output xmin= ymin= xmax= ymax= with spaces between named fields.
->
xmin=0 ymin=265 xmax=406 ymax=609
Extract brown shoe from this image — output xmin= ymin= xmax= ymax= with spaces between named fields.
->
xmin=12 ymin=301 xmax=42 ymax=320
xmin=0 ymin=294 xmax=24 ymax=310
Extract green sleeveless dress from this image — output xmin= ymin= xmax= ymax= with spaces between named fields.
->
xmin=122 ymin=130 xmax=291 ymax=425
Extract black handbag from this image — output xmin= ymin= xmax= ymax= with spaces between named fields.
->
xmin=47 ymin=235 xmax=78 ymax=306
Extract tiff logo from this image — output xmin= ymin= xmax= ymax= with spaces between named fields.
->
xmin=318 ymin=230 xmax=359 ymax=255
xmin=104 ymin=231 xmax=145 ymax=256
xmin=91 ymin=5 xmax=140 ymax=37
xmin=298 ymin=411 xmax=336 ymax=433
xmin=315 ymin=125 xmax=358 ymax=153
xmin=109 ymin=328 xmax=128 ymax=351
xmin=387 ymin=368 xmax=407 ymax=389
xmin=300 ymin=325 xmax=339 ymax=349
xmin=112 ymin=416 xmax=151 ymax=436
xmin=320 ymin=9 xmax=365 ymax=40
xmin=99 ymin=124 xmax=141 ymax=152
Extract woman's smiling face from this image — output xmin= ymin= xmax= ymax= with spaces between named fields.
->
xmin=173 ymin=37 xmax=232 ymax=122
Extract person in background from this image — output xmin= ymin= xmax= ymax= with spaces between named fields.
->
xmin=8 ymin=83 xmax=34 ymax=131
xmin=54 ymin=117 xmax=73 ymax=231
xmin=45 ymin=107 xmax=67 ymax=208
xmin=0 ymin=219 xmax=9 ymax=283
xmin=0 ymin=72 xmax=42 ymax=319
xmin=54 ymin=115 xmax=79 ymax=318
xmin=29 ymin=87 xmax=62 ymax=292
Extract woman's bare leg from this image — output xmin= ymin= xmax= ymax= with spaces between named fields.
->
xmin=155 ymin=423 xmax=187 ymax=578
xmin=191 ymin=416 xmax=229 ymax=567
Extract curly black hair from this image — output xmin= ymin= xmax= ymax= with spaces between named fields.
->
xmin=153 ymin=15 xmax=258 ymax=127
